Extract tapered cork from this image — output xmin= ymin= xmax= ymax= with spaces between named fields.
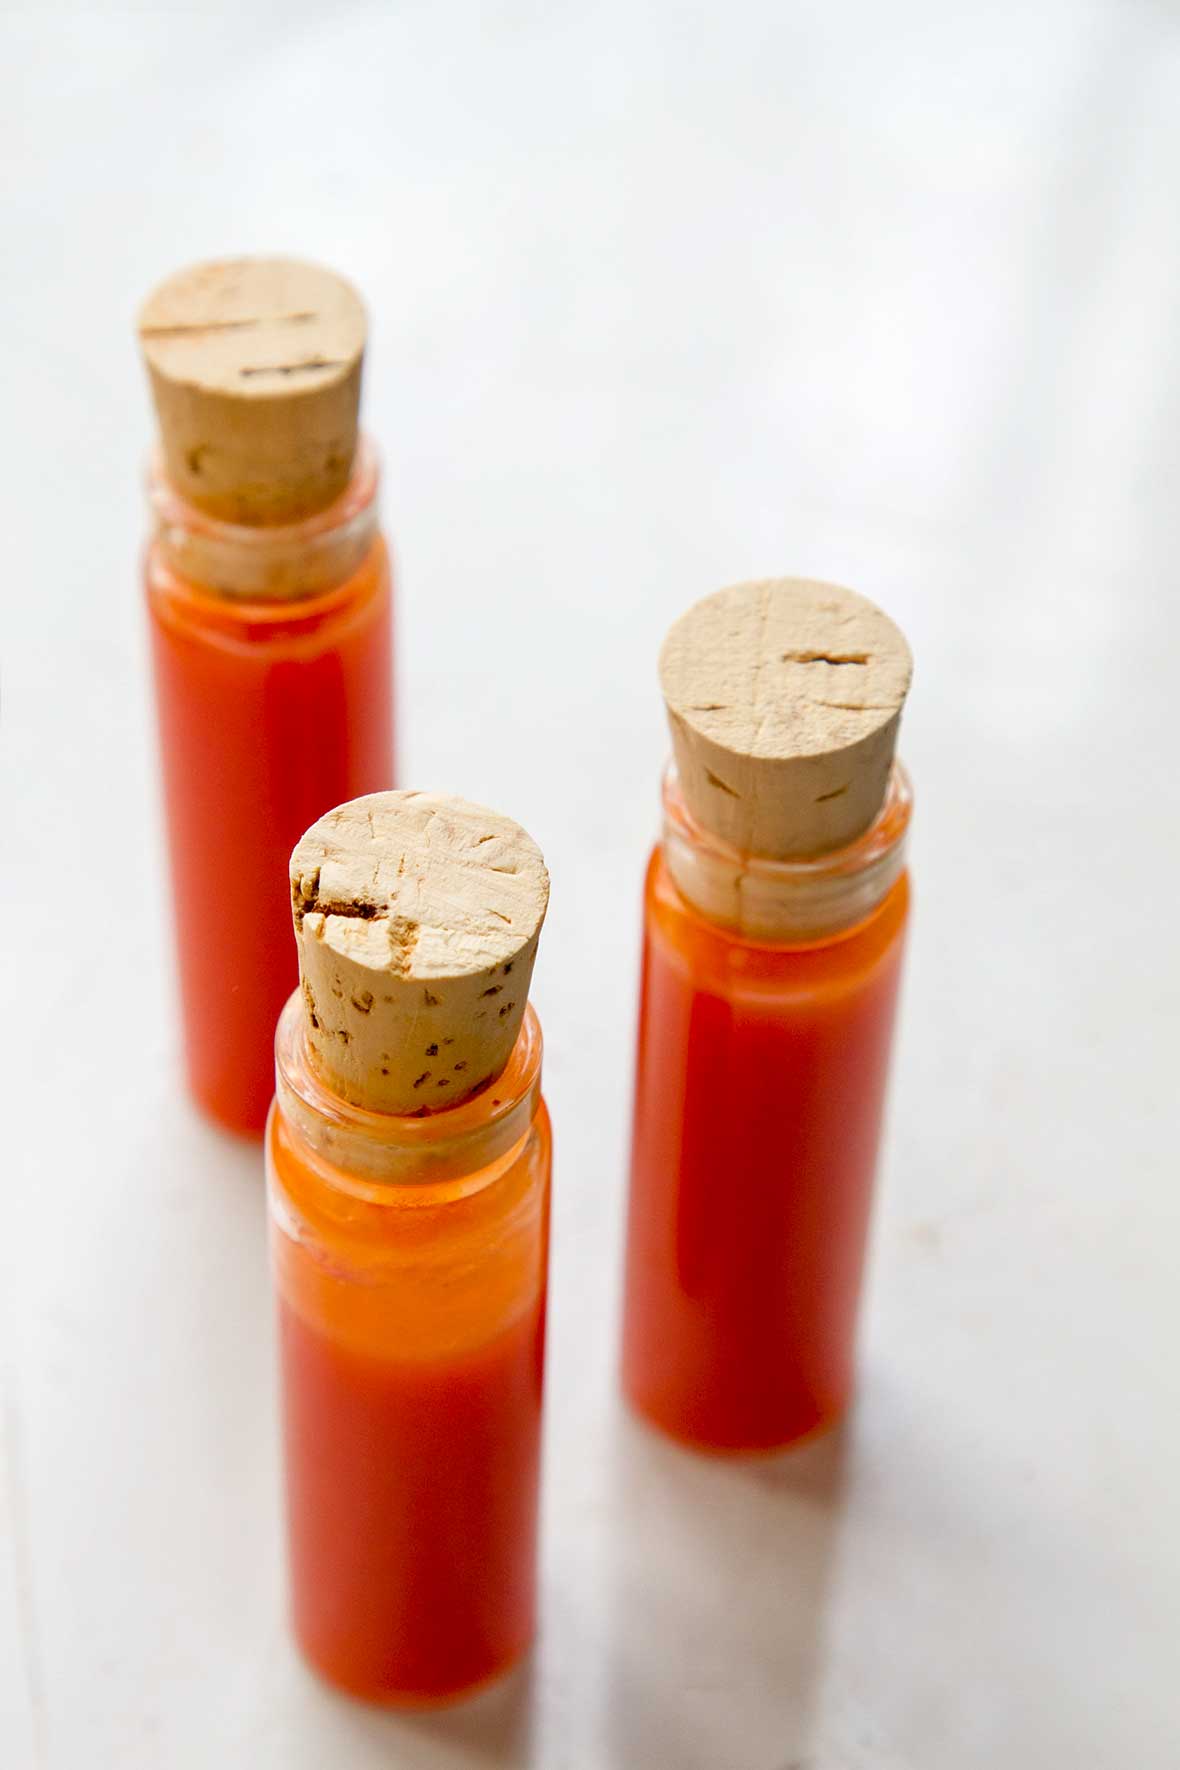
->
xmin=138 ymin=257 xmax=366 ymax=525
xmin=290 ymin=792 xmax=549 ymax=1115
xmin=660 ymin=578 xmax=912 ymax=859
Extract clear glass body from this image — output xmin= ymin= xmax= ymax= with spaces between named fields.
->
xmin=267 ymin=993 xmax=552 ymax=1705
xmin=145 ymin=446 xmax=394 ymax=1134
xmin=621 ymin=765 xmax=912 ymax=1453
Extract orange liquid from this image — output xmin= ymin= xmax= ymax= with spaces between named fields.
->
xmin=268 ymin=1098 xmax=551 ymax=1703
xmin=147 ymin=540 xmax=393 ymax=1133
xmin=622 ymin=847 xmax=909 ymax=1452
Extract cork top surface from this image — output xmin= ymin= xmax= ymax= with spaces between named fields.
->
xmin=659 ymin=578 xmax=912 ymax=764
xmin=659 ymin=578 xmax=912 ymax=859
xmin=139 ymin=257 xmax=365 ymax=402
xmin=291 ymin=793 xmax=548 ymax=979
xmin=138 ymin=257 xmax=367 ymax=524
xmin=289 ymin=792 xmax=549 ymax=1114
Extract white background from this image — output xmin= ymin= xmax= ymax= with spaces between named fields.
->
xmin=3 ymin=4 xmax=1179 ymax=1766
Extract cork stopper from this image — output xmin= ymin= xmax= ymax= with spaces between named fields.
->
xmin=660 ymin=578 xmax=912 ymax=859
xmin=138 ymin=257 xmax=366 ymax=525
xmin=289 ymin=792 xmax=549 ymax=1115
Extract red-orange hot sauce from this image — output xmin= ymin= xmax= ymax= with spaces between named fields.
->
xmin=622 ymin=808 xmax=909 ymax=1451
xmin=277 ymin=1300 xmax=545 ymax=1700
xmin=146 ymin=467 xmax=392 ymax=1134
xmin=269 ymin=1076 xmax=550 ymax=1700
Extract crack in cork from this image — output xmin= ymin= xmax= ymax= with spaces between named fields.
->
xmin=139 ymin=311 xmax=319 ymax=339
xmin=749 ymin=583 xmax=772 ymax=751
xmin=387 ymin=916 xmax=420 ymax=978
xmin=293 ymin=871 xmax=419 ymax=988
xmin=815 ymin=701 xmax=896 ymax=712
xmin=238 ymin=356 xmax=347 ymax=379
xmin=705 ymin=768 xmax=740 ymax=799
xmin=782 ymin=650 xmax=869 ymax=666
xmin=292 ymin=866 xmax=385 ymax=935
xmin=314 ymin=899 xmax=379 ymax=922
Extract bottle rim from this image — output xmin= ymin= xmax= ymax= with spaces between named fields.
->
xmin=660 ymin=760 xmax=912 ymax=944
xmin=147 ymin=438 xmax=380 ymax=603
xmin=273 ymin=991 xmax=544 ymax=1188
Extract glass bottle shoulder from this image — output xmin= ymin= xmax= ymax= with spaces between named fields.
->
xmin=267 ymin=996 xmax=551 ymax=1278
xmin=643 ymin=840 xmax=910 ymax=997
xmin=268 ymin=1089 xmax=551 ymax=1254
xmin=145 ymin=531 xmax=389 ymax=644
xmin=267 ymin=1092 xmax=550 ymax=1359
xmin=143 ymin=438 xmax=389 ymax=641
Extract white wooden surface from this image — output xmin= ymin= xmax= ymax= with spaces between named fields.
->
xmin=3 ymin=4 xmax=1179 ymax=1766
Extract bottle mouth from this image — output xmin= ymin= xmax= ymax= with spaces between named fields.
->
xmin=273 ymin=991 xmax=544 ymax=1188
xmin=661 ymin=760 xmax=912 ymax=944
xmin=147 ymin=438 xmax=379 ymax=602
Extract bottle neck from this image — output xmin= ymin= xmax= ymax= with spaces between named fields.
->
xmin=147 ymin=439 xmax=379 ymax=602
xmin=273 ymin=991 xmax=544 ymax=1187
xmin=661 ymin=761 xmax=912 ymax=944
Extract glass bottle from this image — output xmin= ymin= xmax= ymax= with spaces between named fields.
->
xmin=621 ymin=576 xmax=913 ymax=1454
xmin=269 ymin=791 xmax=551 ymax=1704
xmin=139 ymin=258 xmax=394 ymax=1134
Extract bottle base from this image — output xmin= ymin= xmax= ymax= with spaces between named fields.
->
xmin=622 ymin=1384 xmax=849 ymax=1459
xmin=294 ymin=1631 xmax=533 ymax=1709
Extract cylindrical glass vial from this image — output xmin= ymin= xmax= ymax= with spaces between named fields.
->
xmin=622 ymin=763 xmax=912 ymax=1453
xmin=145 ymin=449 xmax=394 ymax=1134
xmin=139 ymin=256 xmax=395 ymax=1136
xmin=268 ymin=994 xmax=551 ymax=1704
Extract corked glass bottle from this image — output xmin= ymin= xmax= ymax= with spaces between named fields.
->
xmin=139 ymin=258 xmax=394 ymax=1134
xmin=268 ymin=791 xmax=551 ymax=1704
xmin=621 ymin=578 xmax=913 ymax=1453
